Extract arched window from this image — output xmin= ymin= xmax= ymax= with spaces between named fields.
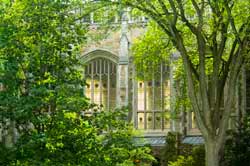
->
xmin=82 ymin=50 xmax=118 ymax=111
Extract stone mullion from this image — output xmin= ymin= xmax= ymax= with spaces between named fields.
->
xmin=144 ymin=76 xmax=147 ymax=130
xmin=99 ymin=59 xmax=102 ymax=108
xmin=161 ymin=62 xmax=164 ymax=130
xmin=116 ymin=64 xmax=119 ymax=107
xmin=132 ymin=63 xmax=138 ymax=129
xmin=125 ymin=65 xmax=129 ymax=106
xmin=82 ymin=66 xmax=86 ymax=96
xmin=107 ymin=61 xmax=110 ymax=110
xmin=152 ymin=71 xmax=155 ymax=129
xmin=91 ymin=61 xmax=94 ymax=104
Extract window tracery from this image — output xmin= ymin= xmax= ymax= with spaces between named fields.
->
xmin=84 ymin=58 xmax=117 ymax=111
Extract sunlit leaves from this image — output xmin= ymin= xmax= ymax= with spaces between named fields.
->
xmin=7 ymin=109 xmax=155 ymax=165
xmin=132 ymin=21 xmax=171 ymax=80
xmin=0 ymin=0 xmax=89 ymax=125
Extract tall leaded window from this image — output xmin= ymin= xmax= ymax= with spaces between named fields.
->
xmin=134 ymin=61 xmax=170 ymax=131
xmin=84 ymin=58 xmax=117 ymax=110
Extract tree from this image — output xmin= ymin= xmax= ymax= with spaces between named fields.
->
xmin=132 ymin=21 xmax=171 ymax=81
xmin=0 ymin=0 xmax=87 ymax=144
xmin=0 ymin=1 xmax=155 ymax=165
xmin=91 ymin=0 xmax=250 ymax=166
xmin=0 ymin=0 xmax=82 ymax=137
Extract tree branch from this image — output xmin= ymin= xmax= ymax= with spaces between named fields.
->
xmin=224 ymin=1 xmax=241 ymax=44
xmin=167 ymin=0 xmax=178 ymax=25
xmin=176 ymin=0 xmax=199 ymax=35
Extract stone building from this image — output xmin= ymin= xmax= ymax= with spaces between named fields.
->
xmin=80 ymin=10 xmax=250 ymax=149
xmin=80 ymin=11 xmax=200 ymax=147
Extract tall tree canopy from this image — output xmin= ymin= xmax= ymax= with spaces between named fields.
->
xmin=91 ymin=0 xmax=250 ymax=166
xmin=0 ymin=0 xmax=88 ymax=133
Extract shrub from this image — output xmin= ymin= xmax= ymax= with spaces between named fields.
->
xmin=0 ymin=109 xmax=155 ymax=166
xmin=223 ymin=117 xmax=250 ymax=166
xmin=161 ymin=132 xmax=205 ymax=166
xmin=191 ymin=145 xmax=205 ymax=166
xmin=161 ymin=132 xmax=179 ymax=164
xmin=168 ymin=156 xmax=194 ymax=166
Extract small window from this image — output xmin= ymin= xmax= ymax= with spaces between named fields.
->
xmin=148 ymin=82 xmax=152 ymax=87
xmin=86 ymin=84 xmax=90 ymax=89
xmin=139 ymin=117 xmax=143 ymax=122
xmin=139 ymin=82 xmax=143 ymax=88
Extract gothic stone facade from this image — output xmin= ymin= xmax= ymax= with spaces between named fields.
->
xmin=81 ymin=17 xmax=199 ymax=139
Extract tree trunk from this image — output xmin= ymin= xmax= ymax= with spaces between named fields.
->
xmin=205 ymin=139 xmax=220 ymax=166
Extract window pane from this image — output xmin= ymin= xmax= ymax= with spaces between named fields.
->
xmin=192 ymin=112 xmax=197 ymax=128
xmin=147 ymin=83 xmax=153 ymax=110
xmin=164 ymin=112 xmax=171 ymax=129
xmin=154 ymin=85 xmax=162 ymax=110
xmin=137 ymin=113 xmax=144 ymax=129
xmin=94 ymin=79 xmax=100 ymax=105
xmin=146 ymin=113 xmax=153 ymax=129
xmin=155 ymin=113 xmax=162 ymax=129
xmin=164 ymin=80 xmax=170 ymax=110
xmin=109 ymin=73 xmax=116 ymax=110
xmin=85 ymin=79 xmax=91 ymax=99
xmin=137 ymin=82 xmax=145 ymax=111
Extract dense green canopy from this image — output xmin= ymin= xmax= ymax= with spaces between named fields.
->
xmin=0 ymin=1 xmax=154 ymax=165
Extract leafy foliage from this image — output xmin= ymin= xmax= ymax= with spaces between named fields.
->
xmin=0 ymin=1 xmax=155 ymax=165
xmin=191 ymin=146 xmax=205 ymax=166
xmin=169 ymin=156 xmax=194 ymax=166
xmin=223 ymin=117 xmax=250 ymax=166
xmin=0 ymin=109 xmax=154 ymax=166
xmin=161 ymin=132 xmax=205 ymax=166
xmin=161 ymin=132 xmax=179 ymax=164
xmin=98 ymin=1 xmax=250 ymax=165
xmin=132 ymin=21 xmax=191 ymax=116
xmin=0 ymin=0 xmax=87 ymax=130
xmin=79 ymin=1 xmax=250 ymax=165
xmin=132 ymin=21 xmax=171 ymax=81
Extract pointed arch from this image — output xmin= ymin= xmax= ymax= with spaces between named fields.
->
xmin=81 ymin=49 xmax=119 ymax=64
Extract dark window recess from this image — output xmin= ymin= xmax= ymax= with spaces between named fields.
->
xmin=148 ymin=117 xmax=152 ymax=121
xmin=139 ymin=82 xmax=143 ymax=88
xmin=156 ymin=117 xmax=161 ymax=121
xmin=86 ymin=84 xmax=90 ymax=89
